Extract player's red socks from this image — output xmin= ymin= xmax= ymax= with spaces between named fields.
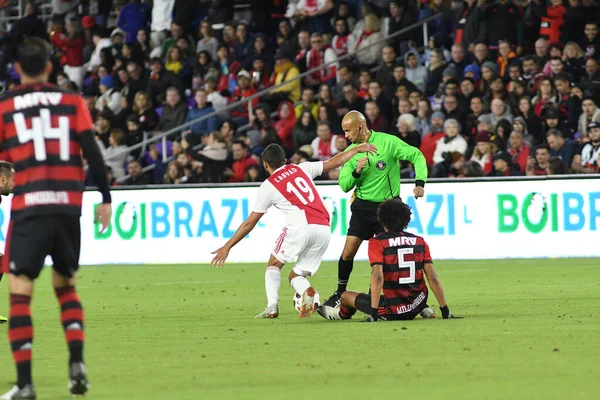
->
xmin=8 ymin=294 xmax=33 ymax=389
xmin=55 ymin=286 xmax=85 ymax=364
xmin=339 ymin=303 xmax=356 ymax=320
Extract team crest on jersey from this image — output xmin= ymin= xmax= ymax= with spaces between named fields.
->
xmin=376 ymin=160 xmax=386 ymax=170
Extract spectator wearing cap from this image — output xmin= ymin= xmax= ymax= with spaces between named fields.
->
xmin=267 ymin=47 xmax=301 ymax=104
xmin=507 ymin=130 xmax=531 ymax=173
xmin=572 ymin=122 xmax=600 ymax=173
xmin=196 ymin=21 xmax=218 ymax=61
xmin=110 ymin=28 xmax=126 ymax=59
xmin=183 ymin=89 xmax=218 ymax=137
xmin=546 ymin=129 xmax=578 ymax=166
xmin=432 ymin=119 xmax=468 ymax=177
xmin=293 ymin=0 xmax=335 ymax=34
xmin=117 ymin=0 xmax=151 ymax=44
xmin=51 ymin=17 xmax=86 ymax=89
xmin=229 ymin=70 xmax=258 ymax=127
xmin=81 ymin=15 xmax=96 ymax=62
xmin=542 ymin=106 xmax=571 ymax=139
xmin=463 ymin=64 xmax=481 ymax=83
xmin=491 ymin=151 xmax=523 ymax=176
xmin=365 ymin=101 xmax=390 ymax=133
xmin=354 ymin=14 xmax=384 ymax=67
xmin=148 ymin=57 xmax=182 ymax=108
xmin=420 ymin=111 xmax=446 ymax=167
xmin=87 ymin=26 xmax=113 ymax=72
xmin=526 ymin=144 xmax=552 ymax=176
xmin=470 ymin=131 xmax=495 ymax=174
xmin=304 ymin=33 xmax=338 ymax=89
xmin=156 ymin=87 xmax=188 ymax=135
xmin=578 ymin=97 xmax=600 ymax=138
xmin=96 ymin=75 xmax=123 ymax=116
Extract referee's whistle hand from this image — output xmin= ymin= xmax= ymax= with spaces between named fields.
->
xmin=413 ymin=187 xmax=425 ymax=199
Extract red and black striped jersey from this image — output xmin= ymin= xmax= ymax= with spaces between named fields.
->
xmin=0 ymin=83 xmax=92 ymax=220
xmin=368 ymin=231 xmax=432 ymax=314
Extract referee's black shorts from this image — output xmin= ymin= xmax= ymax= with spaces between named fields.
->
xmin=1 ymin=215 xmax=81 ymax=280
xmin=347 ymin=198 xmax=385 ymax=240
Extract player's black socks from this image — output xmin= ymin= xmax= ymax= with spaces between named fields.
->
xmin=55 ymin=287 xmax=85 ymax=364
xmin=8 ymin=294 xmax=33 ymax=389
xmin=337 ymin=257 xmax=354 ymax=293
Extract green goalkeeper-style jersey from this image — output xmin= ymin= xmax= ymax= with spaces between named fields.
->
xmin=338 ymin=130 xmax=428 ymax=203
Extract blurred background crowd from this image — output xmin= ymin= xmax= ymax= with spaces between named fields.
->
xmin=0 ymin=0 xmax=599 ymax=186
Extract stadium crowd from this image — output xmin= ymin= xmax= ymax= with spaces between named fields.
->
xmin=2 ymin=0 xmax=600 ymax=185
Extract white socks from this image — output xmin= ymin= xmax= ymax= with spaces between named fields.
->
xmin=290 ymin=276 xmax=310 ymax=296
xmin=265 ymin=266 xmax=281 ymax=306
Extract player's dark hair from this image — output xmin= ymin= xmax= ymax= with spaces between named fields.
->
xmin=262 ymin=144 xmax=286 ymax=169
xmin=0 ymin=161 xmax=14 ymax=176
xmin=16 ymin=37 xmax=52 ymax=77
xmin=377 ymin=198 xmax=412 ymax=232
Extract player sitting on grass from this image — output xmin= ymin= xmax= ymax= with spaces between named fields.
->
xmin=318 ymin=198 xmax=458 ymax=321
xmin=211 ymin=142 xmax=377 ymax=319
xmin=0 ymin=161 xmax=15 ymax=324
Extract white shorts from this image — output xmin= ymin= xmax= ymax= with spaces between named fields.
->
xmin=272 ymin=224 xmax=331 ymax=276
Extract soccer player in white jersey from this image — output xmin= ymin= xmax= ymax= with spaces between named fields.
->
xmin=211 ymin=142 xmax=377 ymax=318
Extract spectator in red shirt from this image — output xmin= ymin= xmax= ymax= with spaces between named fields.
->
xmin=508 ymin=130 xmax=530 ymax=173
xmin=311 ymin=121 xmax=338 ymax=160
xmin=419 ymin=111 xmax=446 ymax=167
xmin=230 ymin=70 xmax=258 ymax=127
xmin=273 ymin=100 xmax=297 ymax=149
xmin=226 ymin=140 xmax=257 ymax=183
xmin=52 ymin=17 xmax=86 ymax=89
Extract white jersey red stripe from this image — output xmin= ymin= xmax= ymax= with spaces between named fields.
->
xmin=253 ymin=162 xmax=330 ymax=229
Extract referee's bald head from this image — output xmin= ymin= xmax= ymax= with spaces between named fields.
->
xmin=342 ymin=111 xmax=369 ymax=143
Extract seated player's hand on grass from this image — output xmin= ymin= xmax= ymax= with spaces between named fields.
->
xmin=413 ymin=186 xmax=424 ymax=199
xmin=211 ymin=247 xmax=230 ymax=268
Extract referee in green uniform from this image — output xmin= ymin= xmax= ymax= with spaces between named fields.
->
xmin=321 ymin=111 xmax=428 ymax=308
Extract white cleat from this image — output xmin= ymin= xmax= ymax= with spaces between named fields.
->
xmin=298 ymin=287 xmax=317 ymax=318
xmin=420 ymin=307 xmax=436 ymax=319
xmin=255 ymin=304 xmax=279 ymax=319
xmin=316 ymin=305 xmax=342 ymax=320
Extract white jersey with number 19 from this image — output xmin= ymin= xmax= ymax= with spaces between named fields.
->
xmin=253 ymin=162 xmax=330 ymax=229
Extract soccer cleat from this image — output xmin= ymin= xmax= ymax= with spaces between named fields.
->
xmin=322 ymin=291 xmax=342 ymax=308
xmin=298 ymin=287 xmax=317 ymax=318
xmin=317 ymin=305 xmax=342 ymax=320
xmin=420 ymin=306 xmax=436 ymax=319
xmin=0 ymin=384 xmax=36 ymax=400
xmin=255 ymin=304 xmax=279 ymax=319
xmin=0 ymin=315 xmax=7 ymax=324
xmin=69 ymin=362 xmax=89 ymax=396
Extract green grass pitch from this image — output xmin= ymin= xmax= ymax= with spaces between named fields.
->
xmin=1 ymin=259 xmax=599 ymax=400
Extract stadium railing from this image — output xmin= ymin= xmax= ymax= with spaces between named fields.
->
xmin=110 ymin=13 xmax=440 ymax=184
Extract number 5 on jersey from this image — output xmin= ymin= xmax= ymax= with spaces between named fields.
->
xmin=14 ymin=108 xmax=71 ymax=161
xmin=397 ymin=247 xmax=416 ymax=284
